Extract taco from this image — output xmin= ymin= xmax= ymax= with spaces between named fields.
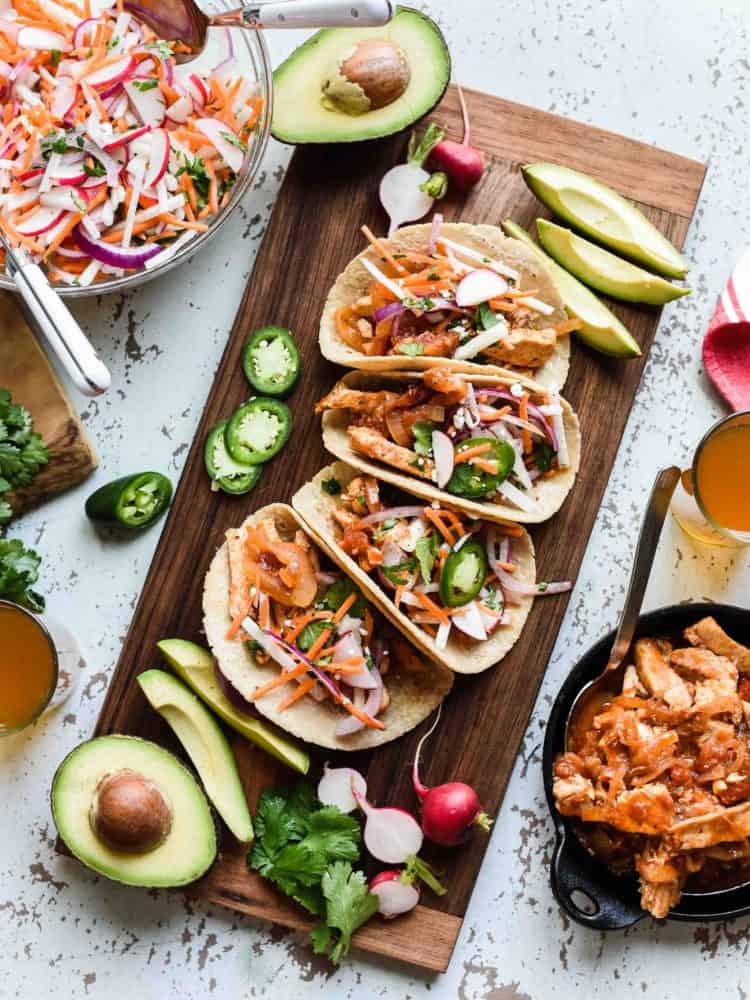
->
xmin=319 ymin=222 xmax=575 ymax=390
xmin=202 ymin=503 xmax=453 ymax=750
xmin=316 ymin=369 xmax=580 ymax=525
xmin=294 ymin=464 xmax=573 ymax=675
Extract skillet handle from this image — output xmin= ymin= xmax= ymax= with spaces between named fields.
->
xmin=551 ymin=831 xmax=644 ymax=930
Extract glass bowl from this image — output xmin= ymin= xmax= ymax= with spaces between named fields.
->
xmin=0 ymin=8 xmax=272 ymax=299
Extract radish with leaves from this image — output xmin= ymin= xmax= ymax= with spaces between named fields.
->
xmin=413 ymin=710 xmax=492 ymax=847
xmin=379 ymin=124 xmax=448 ymax=237
xmin=428 ymin=85 xmax=484 ymax=192
xmin=370 ymin=856 xmax=447 ymax=918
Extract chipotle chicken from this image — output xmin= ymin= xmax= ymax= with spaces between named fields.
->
xmin=554 ymin=618 xmax=750 ymax=918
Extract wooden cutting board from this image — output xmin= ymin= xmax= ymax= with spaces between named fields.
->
xmin=85 ymin=87 xmax=705 ymax=972
xmin=0 ymin=291 xmax=97 ymax=513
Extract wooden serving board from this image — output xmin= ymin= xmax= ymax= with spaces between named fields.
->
xmin=0 ymin=291 xmax=97 ymax=514
xmin=86 ymin=87 xmax=705 ymax=972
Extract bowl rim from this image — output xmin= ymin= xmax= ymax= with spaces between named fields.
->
xmin=543 ymin=600 xmax=750 ymax=927
xmin=0 ymin=24 xmax=273 ymax=299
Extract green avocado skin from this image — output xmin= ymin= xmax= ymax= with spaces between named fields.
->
xmin=271 ymin=7 xmax=451 ymax=144
xmin=501 ymin=219 xmax=641 ymax=358
xmin=522 ymin=162 xmax=689 ymax=279
xmin=157 ymin=638 xmax=310 ymax=775
xmin=536 ymin=219 xmax=691 ymax=306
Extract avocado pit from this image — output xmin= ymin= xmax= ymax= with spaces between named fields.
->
xmin=90 ymin=768 xmax=173 ymax=853
xmin=322 ymin=39 xmax=411 ymax=115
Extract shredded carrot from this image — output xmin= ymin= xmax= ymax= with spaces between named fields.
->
xmin=226 ymin=603 xmax=251 ymax=640
xmin=454 ymin=442 xmax=492 ymax=464
xmin=556 ymin=316 xmax=584 ymax=335
xmin=423 ymin=507 xmax=455 ymax=545
xmin=277 ymin=677 xmax=317 ymax=711
xmin=361 ymin=224 xmax=407 ymax=275
xmin=394 ymin=585 xmax=405 ymax=610
xmin=332 ymin=591 xmax=357 ymax=623
xmin=415 ymin=592 xmax=451 ymax=626
xmin=472 ymin=459 xmax=499 ymax=475
xmin=519 ymin=393 xmax=532 ymax=455
xmin=341 ymin=699 xmax=385 ymax=731
xmin=306 ymin=628 xmax=333 ymax=662
xmin=252 ymin=662 xmax=309 ymax=701
xmin=284 ymin=610 xmax=331 ymax=645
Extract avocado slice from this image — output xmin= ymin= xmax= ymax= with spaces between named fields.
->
xmin=501 ymin=220 xmax=641 ymax=358
xmin=157 ymin=638 xmax=310 ymax=775
xmin=522 ymin=163 xmax=689 ymax=279
xmin=137 ymin=669 xmax=254 ymax=844
xmin=272 ymin=7 xmax=450 ymax=144
xmin=536 ymin=219 xmax=691 ymax=305
xmin=52 ymin=734 xmax=217 ymax=887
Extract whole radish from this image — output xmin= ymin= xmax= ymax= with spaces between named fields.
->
xmin=428 ymin=85 xmax=484 ymax=192
xmin=412 ymin=710 xmax=492 ymax=847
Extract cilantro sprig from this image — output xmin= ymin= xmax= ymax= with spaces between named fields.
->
xmin=248 ymin=784 xmax=377 ymax=963
xmin=0 ymin=389 xmax=49 ymax=609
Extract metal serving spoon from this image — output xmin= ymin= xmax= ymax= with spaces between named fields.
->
xmin=1 ymin=231 xmax=111 ymax=397
xmin=565 ymin=466 xmax=681 ymax=747
xmin=124 ymin=0 xmax=396 ymax=63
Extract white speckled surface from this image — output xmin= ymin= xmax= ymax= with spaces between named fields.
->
xmin=3 ymin=1 xmax=750 ymax=996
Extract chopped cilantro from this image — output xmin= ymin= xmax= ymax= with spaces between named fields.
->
xmin=372 ymin=517 xmax=397 ymax=541
xmin=84 ymin=160 xmax=106 ymax=178
xmin=131 ymin=78 xmax=159 ymax=92
xmin=146 ymin=39 xmax=173 ymax=59
xmin=297 ymin=619 xmax=330 ymax=654
xmin=321 ymin=476 xmax=341 ymax=496
xmin=50 ymin=49 xmax=61 ymax=66
xmin=411 ymin=421 xmax=437 ymax=456
xmin=221 ymin=130 xmax=247 ymax=152
xmin=106 ymin=35 xmax=120 ymax=51
xmin=415 ymin=532 xmax=439 ymax=585
xmin=532 ymin=441 xmax=556 ymax=473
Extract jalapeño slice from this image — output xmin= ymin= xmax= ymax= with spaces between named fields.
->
xmin=242 ymin=326 xmax=300 ymax=397
xmin=446 ymin=437 xmax=515 ymax=499
xmin=439 ymin=540 xmax=489 ymax=608
xmin=204 ymin=421 xmax=262 ymax=496
xmin=225 ymin=397 xmax=292 ymax=465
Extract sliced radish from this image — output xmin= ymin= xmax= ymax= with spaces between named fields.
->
xmin=351 ymin=778 xmax=423 ymax=863
xmin=455 ymin=268 xmax=509 ymax=308
xmin=317 ymin=764 xmax=367 ymax=814
xmin=369 ymin=871 xmax=419 ymax=919
xmin=124 ymin=79 xmax=166 ymax=127
xmin=17 ymin=26 xmax=71 ymax=51
xmin=451 ymin=601 xmax=487 ymax=641
xmin=16 ymin=206 xmax=66 ymax=236
xmin=50 ymin=162 xmax=87 ymax=186
xmin=194 ymin=117 xmax=244 ymax=172
xmin=143 ymin=128 xmax=169 ymax=188
xmin=19 ymin=166 xmax=45 ymax=183
xmin=165 ymin=93 xmax=192 ymax=125
xmin=51 ymin=75 xmax=76 ymax=120
xmin=101 ymin=123 xmax=149 ymax=151
xmin=185 ymin=72 xmax=208 ymax=107
xmin=431 ymin=430 xmax=455 ymax=489
xmin=84 ymin=54 xmax=135 ymax=91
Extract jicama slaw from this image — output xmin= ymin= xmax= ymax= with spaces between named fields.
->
xmin=328 ymin=474 xmax=571 ymax=652
xmin=333 ymin=221 xmax=580 ymax=371
xmin=0 ymin=0 xmax=263 ymax=286
xmin=316 ymin=369 xmax=571 ymax=515
xmin=226 ymin=516 xmax=393 ymax=739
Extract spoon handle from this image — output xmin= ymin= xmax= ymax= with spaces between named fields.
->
xmin=605 ymin=466 xmax=681 ymax=672
xmin=234 ymin=0 xmax=394 ymax=29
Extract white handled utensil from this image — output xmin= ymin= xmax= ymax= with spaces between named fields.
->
xmin=1 ymin=232 xmax=111 ymax=397
xmin=124 ymin=0 xmax=395 ymax=63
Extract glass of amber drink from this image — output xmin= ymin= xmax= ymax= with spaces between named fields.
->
xmin=0 ymin=600 xmax=58 ymax=736
xmin=673 ymin=411 xmax=750 ymax=547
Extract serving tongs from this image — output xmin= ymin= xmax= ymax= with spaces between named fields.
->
xmin=1 ymin=231 xmax=111 ymax=397
xmin=123 ymin=0 xmax=395 ymax=63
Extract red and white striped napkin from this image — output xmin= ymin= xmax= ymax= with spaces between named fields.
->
xmin=702 ymin=249 xmax=750 ymax=411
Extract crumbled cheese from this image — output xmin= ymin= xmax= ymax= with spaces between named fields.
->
xmin=510 ymin=383 xmax=524 ymax=398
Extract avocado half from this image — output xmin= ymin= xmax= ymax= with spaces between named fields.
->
xmin=52 ymin=735 xmax=217 ymax=888
xmin=272 ymin=7 xmax=451 ymax=144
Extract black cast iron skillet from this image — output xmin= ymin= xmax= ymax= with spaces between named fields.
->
xmin=543 ymin=602 xmax=750 ymax=929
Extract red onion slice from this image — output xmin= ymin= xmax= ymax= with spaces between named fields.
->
xmin=73 ymin=223 xmax=162 ymax=268
xmin=356 ymin=505 xmax=427 ymax=527
xmin=335 ymin=667 xmax=383 ymax=738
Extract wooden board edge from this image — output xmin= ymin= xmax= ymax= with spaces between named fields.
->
xmin=195 ymin=885 xmax=461 ymax=973
xmin=431 ymin=85 xmax=707 ymax=218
